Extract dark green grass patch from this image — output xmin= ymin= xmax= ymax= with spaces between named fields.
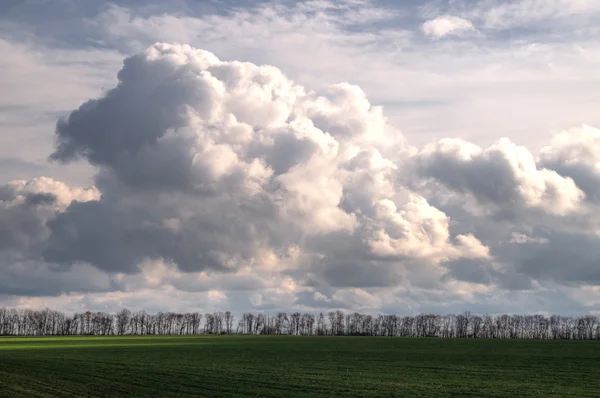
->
xmin=1 ymin=336 xmax=599 ymax=397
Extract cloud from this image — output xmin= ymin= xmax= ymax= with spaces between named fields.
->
xmin=42 ymin=43 xmax=487 ymax=279
xmin=539 ymin=125 xmax=600 ymax=202
xmin=422 ymin=15 xmax=475 ymax=38
xmin=366 ymin=195 xmax=489 ymax=261
xmin=514 ymin=232 xmax=600 ymax=285
xmin=0 ymin=43 xmax=490 ymax=310
xmin=2 ymin=38 xmax=600 ymax=316
xmin=0 ymin=177 xmax=98 ymax=252
xmin=510 ymin=232 xmax=549 ymax=245
xmin=415 ymin=137 xmax=584 ymax=217
xmin=0 ymin=257 xmax=111 ymax=297
xmin=478 ymin=0 xmax=600 ymax=29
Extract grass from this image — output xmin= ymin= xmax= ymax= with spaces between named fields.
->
xmin=1 ymin=336 xmax=599 ymax=397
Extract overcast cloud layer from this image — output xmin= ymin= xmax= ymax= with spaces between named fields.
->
xmin=1 ymin=0 xmax=600 ymax=315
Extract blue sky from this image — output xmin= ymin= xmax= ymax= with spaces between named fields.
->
xmin=1 ymin=0 xmax=600 ymax=315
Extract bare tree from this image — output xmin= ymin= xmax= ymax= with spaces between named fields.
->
xmin=116 ymin=309 xmax=131 ymax=335
xmin=2 ymin=306 xmax=600 ymax=340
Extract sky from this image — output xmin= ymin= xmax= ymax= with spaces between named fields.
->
xmin=1 ymin=0 xmax=600 ymax=316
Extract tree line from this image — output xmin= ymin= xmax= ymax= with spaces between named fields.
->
xmin=1 ymin=308 xmax=599 ymax=339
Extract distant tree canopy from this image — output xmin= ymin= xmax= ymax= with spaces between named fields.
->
xmin=0 ymin=308 xmax=598 ymax=340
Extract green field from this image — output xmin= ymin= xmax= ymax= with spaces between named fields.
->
xmin=1 ymin=336 xmax=599 ymax=397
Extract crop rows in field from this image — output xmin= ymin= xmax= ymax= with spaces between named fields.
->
xmin=1 ymin=335 xmax=600 ymax=397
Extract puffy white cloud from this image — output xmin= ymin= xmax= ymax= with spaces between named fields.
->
xmin=416 ymin=137 xmax=585 ymax=216
xmin=540 ymin=125 xmax=600 ymax=202
xmin=422 ymin=16 xmax=475 ymax=38
xmin=5 ymin=177 xmax=100 ymax=209
xmin=366 ymin=195 xmax=489 ymax=261
xmin=43 ymin=43 xmax=481 ymax=280
xmin=0 ymin=177 xmax=98 ymax=252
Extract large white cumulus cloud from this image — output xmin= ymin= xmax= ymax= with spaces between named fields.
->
xmin=2 ymin=43 xmax=600 ymax=314
xmin=43 ymin=43 xmax=485 ymax=278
